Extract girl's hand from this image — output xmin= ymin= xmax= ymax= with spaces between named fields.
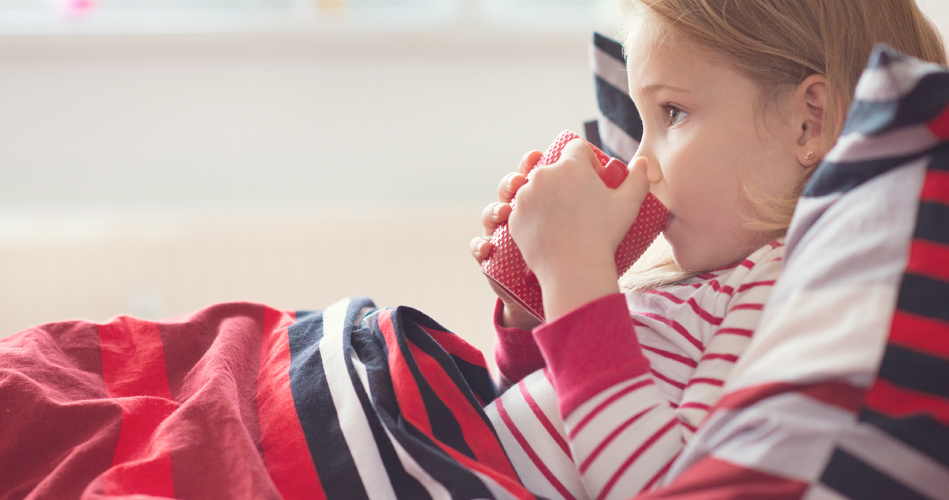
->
xmin=507 ymin=139 xmax=651 ymax=322
xmin=471 ymin=150 xmax=544 ymax=330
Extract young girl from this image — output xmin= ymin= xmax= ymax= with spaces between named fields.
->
xmin=471 ymin=1 xmax=947 ymax=498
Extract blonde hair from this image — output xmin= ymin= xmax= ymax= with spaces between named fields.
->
xmin=619 ymin=0 xmax=947 ymax=292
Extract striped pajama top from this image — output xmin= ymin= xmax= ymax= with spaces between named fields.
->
xmin=484 ymin=239 xmax=785 ymax=500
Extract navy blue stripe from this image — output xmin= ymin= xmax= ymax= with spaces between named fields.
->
xmin=452 ymin=355 xmax=497 ymax=407
xmin=876 ymin=343 xmax=949 ymax=400
xmin=861 ymin=408 xmax=949 ymax=468
xmin=601 ymin=143 xmax=620 ymax=160
xmin=595 ymin=74 xmax=641 ymax=139
xmin=931 ymin=143 xmax=949 ymax=172
xmin=294 ymin=309 xmax=318 ymax=321
xmin=803 ymin=151 xmax=928 ymax=196
xmin=865 ymin=43 xmax=905 ymax=72
xmin=843 ymin=73 xmax=949 ymax=136
xmin=595 ymin=75 xmax=643 ymax=145
xmin=288 ymin=312 xmax=370 ymax=500
xmin=593 ymin=32 xmax=624 ymax=63
xmin=584 ymin=119 xmax=603 ymax=150
xmin=820 ymin=448 xmax=929 ymax=500
xmin=914 ymin=202 xmax=949 ymax=247
xmin=897 ymin=272 xmax=949 ymax=323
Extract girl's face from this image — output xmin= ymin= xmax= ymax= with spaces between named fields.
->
xmin=626 ymin=22 xmax=803 ymax=272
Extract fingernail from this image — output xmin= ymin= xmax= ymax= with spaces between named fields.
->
xmin=493 ymin=204 xmax=502 ymax=216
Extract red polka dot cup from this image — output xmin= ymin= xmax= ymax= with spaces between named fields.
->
xmin=481 ymin=130 xmax=669 ymax=323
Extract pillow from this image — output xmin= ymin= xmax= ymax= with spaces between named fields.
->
xmin=585 ymin=32 xmax=642 ymax=163
xmin=650 ymin=45 xmax=949 ymax=498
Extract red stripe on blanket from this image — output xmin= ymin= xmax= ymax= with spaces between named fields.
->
xmin=888 ymin=311 xmax=949 ymax=360
xmin=919 ymin=170 xmax=949 ymax=206
xmin=864 ymin=377 xmax=949 ymax=426
xmin=635 ymin=457 xmax=808 ymax=499
xmin=377 ymin=310 xmax=433 ymax=437
xmin=257 ymin=308 xmax=327 ymax=500
xmin=97 ymin=317 xmax=177 ymax=497
xmin=422 ymin=325 xmax=489 ymax=370
xmin=906 ymin=239 xmax=949 ymax=282
xmin=713 ymin=381 xmax=865 ymax=414
xmin=927 ymin=103 xmax=949 ymax=140
xmin=407 ymin=338 xmax=518 ymax=479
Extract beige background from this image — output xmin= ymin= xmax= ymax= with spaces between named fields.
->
xmin=1 ymin=2 xmax=947 ymax=371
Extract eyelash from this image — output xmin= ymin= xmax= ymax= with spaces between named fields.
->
xmin=660 ymin=103 xmax=688 ymax=127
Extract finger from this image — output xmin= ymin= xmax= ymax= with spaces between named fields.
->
xmin=470 ymin=235 xmax=491 ymax=263
xmin=518 ymin=150 xmax=543 ymax=176
xmin=554 ymin=139 xmax=602 ymax=182
xmin=481 ymin=202 xmax=511 ymax=238
xmin=617 ymin=156 xmax=651 ymax=206
xmin=497 ymin=172 xmax=527 ymax=202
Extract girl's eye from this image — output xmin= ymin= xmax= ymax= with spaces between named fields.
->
xmin=662 ymin=104 xmax=689 ymax=126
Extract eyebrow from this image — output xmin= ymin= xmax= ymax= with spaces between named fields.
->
xmin=640 ymin=83 xmax=691 ymax=94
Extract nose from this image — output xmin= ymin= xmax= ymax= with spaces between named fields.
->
xmin=633 ymin=139 xmax=663 ymax=184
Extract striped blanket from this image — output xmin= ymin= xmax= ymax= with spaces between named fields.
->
xmin=0 ymin=297 xmax=536 ymax=499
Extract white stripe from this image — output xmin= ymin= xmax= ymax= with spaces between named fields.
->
xmin=321 ymin=298 xmax=398 ymax=500
xmin=802 ymin=483 xmax=851 ymax=500
xmin=728 ymin=284 xmax=897 ymax=392
xmin=592 ymin=45 xmax=629 ymax=94
xmin=595 ymin=109 xmax=640 ymax=162
xmin=683 ymin=393 xmax=853 ymax=483
xmin=825 ymin=125 xmax=938 ymax=163
xmin=853 ymin=58 xmax=944 ymax=102
xmin=838 ymin=422 xmax=949 ymax=500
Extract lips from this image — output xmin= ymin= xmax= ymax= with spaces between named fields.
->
xmin=663 ymin=213 xmax=675 ymax=231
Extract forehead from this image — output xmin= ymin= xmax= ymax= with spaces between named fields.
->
xmin=623 ymin=18 xmax=732 ymax=94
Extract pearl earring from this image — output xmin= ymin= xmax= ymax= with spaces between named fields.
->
xmin=804 ymin=150 xmax=815 ymax=161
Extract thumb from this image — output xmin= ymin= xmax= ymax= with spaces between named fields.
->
xmin=615 ymin=156 xmax=651 ymax=209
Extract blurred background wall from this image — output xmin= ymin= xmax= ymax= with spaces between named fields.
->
xmin=1 ymin=0 xmax=947 ymax=368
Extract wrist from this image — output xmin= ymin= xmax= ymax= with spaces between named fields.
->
xmin=500 ymin=301 xmax=542 ymax=330
xmin=537 ymin=261 xmax=620 ymax=323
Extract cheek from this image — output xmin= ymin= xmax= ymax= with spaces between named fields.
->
xmin=662 ymin=138 xmax=732 ymax=199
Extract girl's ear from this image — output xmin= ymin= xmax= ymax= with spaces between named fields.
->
xmin=794 ymin=74 xmax=829 ymax=167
